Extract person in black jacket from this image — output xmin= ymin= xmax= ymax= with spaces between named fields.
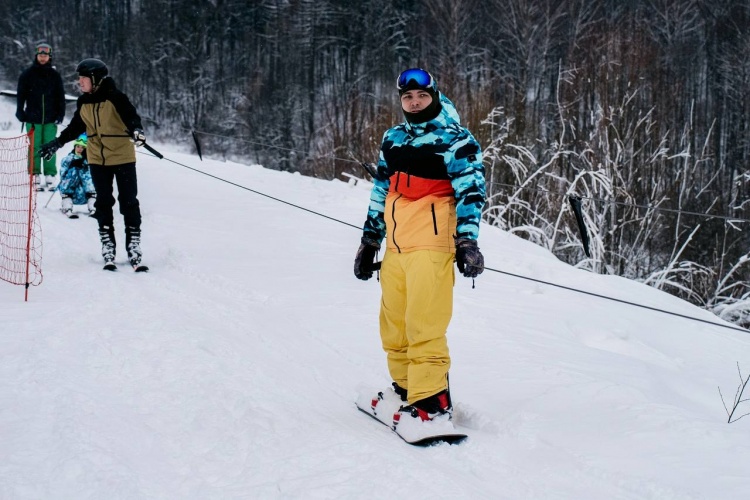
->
xmin=39 ymin=59 xmax=148 ymax=270
xmin=16 ymin=43 xmax=66 ymax=191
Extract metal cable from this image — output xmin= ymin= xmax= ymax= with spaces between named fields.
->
xmin=138 ymin=148 xmax=749 ymax=336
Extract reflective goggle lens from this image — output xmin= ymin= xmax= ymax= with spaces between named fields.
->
xmin=37 ymin=50 xmax=50 ymax=55
xmin=397 ymin=68 xmax=434 ymax=90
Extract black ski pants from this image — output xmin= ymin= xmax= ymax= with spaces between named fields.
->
xmin=89 ymin=162 xmax=142 ymax=230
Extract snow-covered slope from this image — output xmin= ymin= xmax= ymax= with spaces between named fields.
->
xmin=1 ymin=111 xmax=749 ymax=498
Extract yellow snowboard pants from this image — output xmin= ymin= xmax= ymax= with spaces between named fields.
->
xmin=379 ymin=249 xmax=454 ymax=404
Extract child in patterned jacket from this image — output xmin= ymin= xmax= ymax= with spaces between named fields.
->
xmin=59 ymin=134 xmax=96 ymax=217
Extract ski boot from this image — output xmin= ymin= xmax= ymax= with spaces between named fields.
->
xmin=61 ymin=196 xmax=77 ymax=218
xmin=45 ymin=175 xmax=58 ymax=191
xmin=126 ymin=226 xmax=148 ymax=272
xmin=99 ymin=225 xmax=117 ymax=271
xmin=87 ymin=196 xmax=97 ymax=216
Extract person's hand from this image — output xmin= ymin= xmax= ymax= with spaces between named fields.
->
xmin=131 ymin=128 xmax=146 ymax=147
xmin=69 ymin=157 xmax=84 ymax=168
xmin=38 ymin=139 xmax=61 ymax=161
xmin=354 ymin=237 xmax=380 ymax=280
xmin=16 ymin=110 xmax=26 ymax=123
xmin=455 ymin=238 xmax=484 ymax=278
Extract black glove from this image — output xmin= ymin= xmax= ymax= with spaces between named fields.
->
xmin=354 ymin=237 xmax=380 ymax=281
xmin=16 ymin=110 xmax=26 ymax=123
xmin=455 ymin=238 xmax=484 ymax=278
xmin=39 ymin=138 xmax=62 ymax=161
xmin=131 ymin=128 xmax=146 ymax=147
xmin=69 ymin=157 xmax=84 ymax=168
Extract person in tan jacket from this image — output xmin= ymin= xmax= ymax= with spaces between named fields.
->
xmin=40 ymin=58 xmax=147 ymax=271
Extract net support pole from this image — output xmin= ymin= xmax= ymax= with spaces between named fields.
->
xmin=24 ymin=127 xmax=35 ymax=301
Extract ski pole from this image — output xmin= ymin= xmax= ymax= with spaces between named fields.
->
xmin=43 ymin=187 xmax=58 ymax=208
xmin=142 ymin=142 xmax=163 ymax=159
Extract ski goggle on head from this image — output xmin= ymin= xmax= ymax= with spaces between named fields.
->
xmin=396 ymin=68 xmax=437 ymax=92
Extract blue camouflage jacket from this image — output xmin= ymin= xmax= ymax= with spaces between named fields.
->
xmin=362 ymin=94 xmax=485 ymax=253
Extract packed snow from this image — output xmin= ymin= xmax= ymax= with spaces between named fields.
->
xmin=1 ymin=100 xmax=749 ymax=499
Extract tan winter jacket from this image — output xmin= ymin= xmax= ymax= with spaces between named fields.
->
xmin=58 ymin=76 xmax=143 ymax=166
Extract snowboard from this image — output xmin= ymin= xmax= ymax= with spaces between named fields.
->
xmin=355 ymin=389 xmax=467 ymax=446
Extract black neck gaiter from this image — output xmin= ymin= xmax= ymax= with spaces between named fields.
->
xmin=403 ymin=97 xmax=442 ymax=124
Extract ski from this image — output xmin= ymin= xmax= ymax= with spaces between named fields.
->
xmin=62 ymin=210 xmax=79 ymax=219
xmin=102 ymin=262 xmax=148 ymax=272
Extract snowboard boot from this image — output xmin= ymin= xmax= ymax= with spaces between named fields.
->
xmin=87 ymin=196 xmax=96 ymax=216
xmin=365 ymin=383 xmax=409 ymax=422
xmin=45 ymin=175 xmax=58 ymax=191
xmin=99 ymin=225 xmax=116 ymax=264
xmin=125 ymin=226 xmax=142 ymax=267
xmin=395 ymin=389 xmax=453 ymax=423
xmin=34 ymin=174 xmax=44 ymax=191
xmin=391 ymin=389 xmax=457 ymax=443
xmin=61 ymin=196 xmax=74 ymax=217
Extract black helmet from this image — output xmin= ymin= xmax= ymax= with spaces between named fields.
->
xmin=76 ymin=58 xmax=108 ymax=87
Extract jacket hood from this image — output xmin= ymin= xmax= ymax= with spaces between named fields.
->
xmin=404 ymin=93 xmax=461 ymax=135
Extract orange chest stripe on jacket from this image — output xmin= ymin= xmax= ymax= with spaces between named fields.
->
xmin=389 ymin=171 xmax=454 ymax=200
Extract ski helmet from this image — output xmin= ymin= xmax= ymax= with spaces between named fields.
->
xmin=73 ymin=134 xmax=87 ymax=148
xmin=76 ymin=58 xmax=108 ymax=87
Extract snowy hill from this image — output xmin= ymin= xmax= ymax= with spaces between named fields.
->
xmin=2 ymin=108 xmax=750 ymax=498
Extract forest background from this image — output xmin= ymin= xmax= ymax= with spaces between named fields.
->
xmin=2 ymin=0 xmax=750 ymax=325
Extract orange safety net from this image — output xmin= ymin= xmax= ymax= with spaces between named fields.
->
xmin=0 ymin=132 xmax=42 ymax=289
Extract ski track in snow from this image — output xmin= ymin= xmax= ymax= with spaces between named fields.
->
xmin=2 ymin=106 xmax=750 ymax=498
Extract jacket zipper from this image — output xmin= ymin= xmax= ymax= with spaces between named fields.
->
xmin=391 ymin=194 xmax=402 ymax=253
xmin=94 ymin=103 xmax=105 ymax=165
xmin=431 ymin=204 xmax=438 ymax=235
